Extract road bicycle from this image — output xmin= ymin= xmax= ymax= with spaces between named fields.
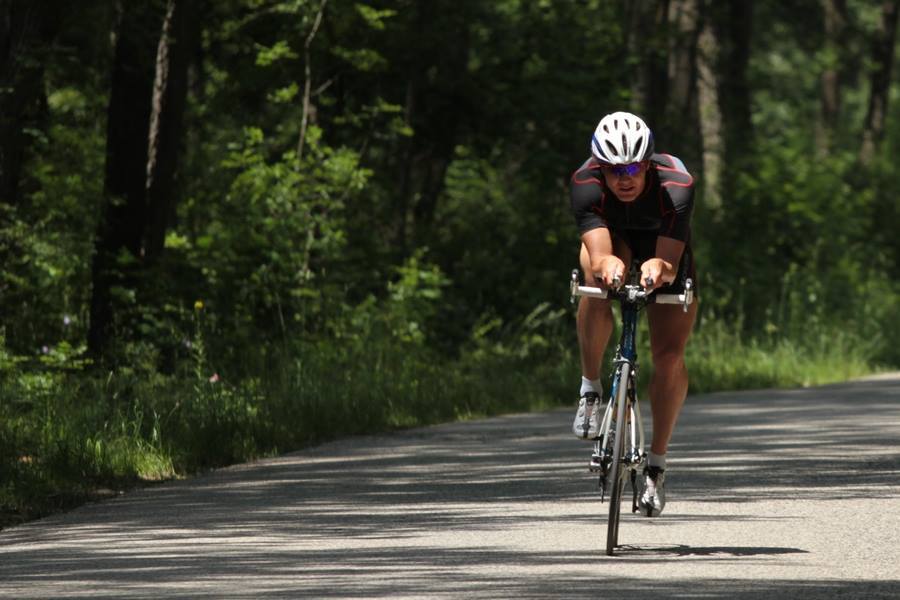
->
xmin=570 ymin=268 xmax=693 ymax=556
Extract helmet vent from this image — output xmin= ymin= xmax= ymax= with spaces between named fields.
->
xmin=634 ymin=138 xmax=643 ymax=156
xmin=605 ymin=140 xmax=617 ymax=156
xmin=621 ymin=133 xmax=629 ymax=156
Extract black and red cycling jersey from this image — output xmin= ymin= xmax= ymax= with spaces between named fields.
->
xmin=570 ymin=153 xmax=697 ymax=289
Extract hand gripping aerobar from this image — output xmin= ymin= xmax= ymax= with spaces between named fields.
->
xmin=570 ymin=270 xmax=694 ymax=312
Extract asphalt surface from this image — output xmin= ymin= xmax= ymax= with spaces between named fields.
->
xmin=1 ymin=375 xmax=899 ymax=599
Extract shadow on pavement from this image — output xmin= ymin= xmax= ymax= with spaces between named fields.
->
xmin=0 ymin=377 xmax=897 ymax=598
xmin=617 ymin=543 xmax=809 ymax=557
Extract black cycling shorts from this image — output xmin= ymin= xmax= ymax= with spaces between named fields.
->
xmin=613 ymin=229 xmax=698 ymax=294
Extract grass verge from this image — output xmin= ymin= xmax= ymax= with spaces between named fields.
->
xmin=0 ymin=318 xmax=886 ymax=529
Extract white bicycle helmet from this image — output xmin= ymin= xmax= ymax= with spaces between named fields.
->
xmin=590 ymin=112 xmax=654 ymax=164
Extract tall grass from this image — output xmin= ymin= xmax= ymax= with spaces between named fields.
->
xmin=0 ymin=311 xmax=886 ymax=528
xmin=627 ymin=306 xmax=880 ymax=394
xmin=685 ymin=319 xmax=877 ymax=392
xmin=0 ymin=331 xmax=575 ymax=527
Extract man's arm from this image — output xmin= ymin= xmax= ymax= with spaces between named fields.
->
xmin=640 ymin=236 xmax=685 ymax=290
xmin=583 ymin=228 xmax=626 ymax=288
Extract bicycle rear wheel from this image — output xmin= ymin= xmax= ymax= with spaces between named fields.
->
xmin=605 ymin=363 xmax=631 ymax=556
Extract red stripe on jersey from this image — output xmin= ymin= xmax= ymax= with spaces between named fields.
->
xmin=571 ymin=159 xmax=604 ymax=186
xmin=656 ymin=153 xmax=693 ymax=188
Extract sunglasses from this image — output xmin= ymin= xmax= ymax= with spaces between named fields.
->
xmin=600 ymin=162 xmax=646 ymax=177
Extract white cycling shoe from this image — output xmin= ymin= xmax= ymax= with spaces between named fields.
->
xmin=639 ymin=466 xmax=666 ymax=517
xmin=572 ymin=391 xmax=602 ymax=439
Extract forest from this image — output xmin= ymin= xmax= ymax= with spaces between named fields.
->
xmin=1 ymin=0 xmax=899 ymax=525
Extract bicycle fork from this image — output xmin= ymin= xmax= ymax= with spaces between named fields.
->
xmin=590 ymin=366 xmax=646 ymax=507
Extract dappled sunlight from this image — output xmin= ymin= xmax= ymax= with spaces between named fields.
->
xmin=1 ymin=377 xmax=898 ymax=597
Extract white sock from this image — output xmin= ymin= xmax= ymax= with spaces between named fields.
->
xmin=580 ymin=376 xmax=603 ymax=396
xmin=648 ymin=451 xmax=667 ymax=470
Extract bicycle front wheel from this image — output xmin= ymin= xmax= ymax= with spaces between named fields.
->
xmin=605 ymin=362 xmax=631 ymax=556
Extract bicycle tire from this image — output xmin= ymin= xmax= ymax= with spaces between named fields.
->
xmin=605 ymin=362 xmax=631 ymax=556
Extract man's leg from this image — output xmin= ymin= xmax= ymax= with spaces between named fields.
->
xmin=638 ymin=300 xmax=697 ymax=516
xmin=576 ymin=296 xmax=613 ymax=381
xmin=573 ymin=244 xmax=616 ymax=439
xmin=576 ymin=243 xmax=625 ymax=379
xmin=645 ymin=300 xmax=698 ymax=455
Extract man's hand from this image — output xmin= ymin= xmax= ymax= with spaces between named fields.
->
xmin=593 ymin=255 xmax=626 ymax=289
xmin=640 ymin=258 xmax=674 ymax=290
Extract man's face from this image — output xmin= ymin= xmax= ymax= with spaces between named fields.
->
xmin=601 ymin=161 xmax=649 ymax=202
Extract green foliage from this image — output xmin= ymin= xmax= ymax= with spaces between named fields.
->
xmin=256 ymin=40 xmax=298 ymax=67
xmin=685 ymin=319 xmax=875 ymax=393
xmin=0 ymin=83 xmax=105 ymax=354
xmin=3 ymin=0 xmax=900 ymax=528
xmin=186 ymin=127 xmax=368 ymax=350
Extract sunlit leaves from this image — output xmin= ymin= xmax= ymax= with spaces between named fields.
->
xmin=255 ymin=40 xmax=298 ymax=66
xmin=354 ymin=4 xmax=396 ymax=30
xmin=269 ymin=82 xmax=299 ymax=103
xmin=330 ymin=46 xmax=387 ymax=71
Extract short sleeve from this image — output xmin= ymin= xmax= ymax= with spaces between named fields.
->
xmin=654 ymin=153 xmax=694 ymax=242
xmin=570 ymin=159 xmax=608 ymax=234
xmin=661 ymin=184 xmax=693 ymax=241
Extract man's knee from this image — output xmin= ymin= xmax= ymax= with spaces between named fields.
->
xmin=652 ymin=349 xmax=686 ymax=375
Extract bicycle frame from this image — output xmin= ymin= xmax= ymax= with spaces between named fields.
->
xmin=570 ymin=268 xmax=692 ymax=555
xmin=596 ymin=301 xmax=646 ymax=506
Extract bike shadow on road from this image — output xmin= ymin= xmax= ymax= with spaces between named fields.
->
xmin=615 ymin=543 xmax=808 ymax=558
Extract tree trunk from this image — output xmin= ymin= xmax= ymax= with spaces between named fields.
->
xmin=626 ymin=0 xmax=669 ymax=130
xmin=817 ymin=0 xmax=847 ymax=154
xmin=409 ymin=0 xmax=469 ymax=243
xmin=395 ymin=78 xmax=416 ymax=253
xmin=666 ymin=0 xmax=702 ymax=163
xmin=712 ymin=1 xmax=754 ymax=171
xmin=0 ymin=1 xmax=50 ymax=208
xmin=668 ymin=0 xmax=700 ymax=118
xmin=644 ymin=0 xmax=670 ymax=136
xmin=88 ymin=0 xmax=165 ymax=357
xmin=390 ymin=1 xmax=431 ymax=255
xmin=144 ymin=0 xmax=199 ymax=261
xmin=696 ymin=12 xmax=724 ymax=215
xmin=297 ymin=0 xmax=327 ymax=162
xmin=860 ymin=0 xmax=900 ymax=165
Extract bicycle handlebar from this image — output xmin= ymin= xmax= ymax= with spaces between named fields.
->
xmin=570 ymin=269 xmax=694 ymax=312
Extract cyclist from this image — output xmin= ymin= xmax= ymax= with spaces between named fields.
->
xmin=569 ymin=111 xmax=698 ymax=517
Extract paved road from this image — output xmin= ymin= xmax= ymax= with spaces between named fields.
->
xmin=1 ymin=376 xmax=899 ymax=598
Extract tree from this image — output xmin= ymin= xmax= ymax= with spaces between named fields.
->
xmin=145 ymin=0 xmax=200 ymax=260
xmin=860 ymin=0 xmax=899 ymax=164
xmin=666 ymin=0 xmax=702 ymax=167
xmin=695 ymin=6 xmax=724 ymax=214
xmin=817 ymin=0 xmax=848 ymax=154
xmin=88 ymin=1 xmax=165 ymax=356
xmin=0 ymin=1 xmax=58 ymax=208
xmin=625 ymin=0 xmax=670 ymax=135
xmin=712 ymin=1 xmax=754 ymax=172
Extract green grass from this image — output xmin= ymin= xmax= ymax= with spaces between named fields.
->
xmin=684 ymin=320 xmax=878 ymax=392
xmin=0 ymin=317 xmax=887 ymax=529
